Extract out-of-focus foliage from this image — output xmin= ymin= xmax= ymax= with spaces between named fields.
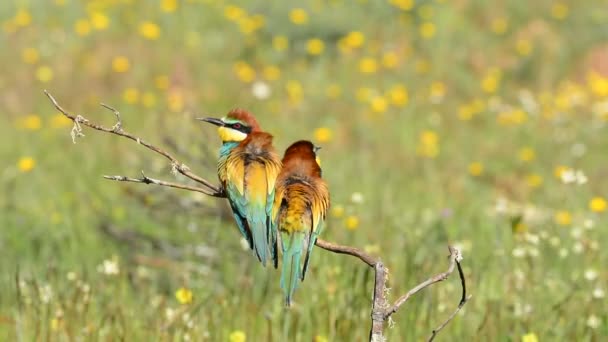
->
xmin=1 ymin=0 xmax=607 ymax=340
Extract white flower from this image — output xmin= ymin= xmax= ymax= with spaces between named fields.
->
xmin=512 ymin=247 xmax=526 ymax=258
xmin=549 ymin=236 xmax=560 ymax=247
xmin=39 ymin=284 xmax=53 ymax=303
xmin=570 ymin=227 xmax=583 ymax=239
xmin=525 ymin=233 xmax=540 ymax=245
xmin=592 ymin=287 xmax=605 ymax=299
xmin=586 ymin=315 xmax=601 ymax=329
xmin=572 ymin=242 xmax=584 ymax=254
xmin=66 ymin=272 xmax=77 ymax=281
xmin=559 ymin=248 xmax=569 ymax=258
xmin=165 ymin=307 xmax=176 ymax=321
xmin=239 ymin=237 xmax=250 ymax=251
xmin=252 ymin=81 xmax=271 ymax=100
xmin=584 ymin=219 xmax=595 ymax=230
xmin=584 ymin=269 xmax=598 ymax=281
xmin=350 ymin=192 xmax=364 ymax=204
xmin=98 ymin=257 xmax=120 ymax=275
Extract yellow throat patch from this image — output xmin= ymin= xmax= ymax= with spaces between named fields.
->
xmin=218 ymin=126 xmax=247 ymax=142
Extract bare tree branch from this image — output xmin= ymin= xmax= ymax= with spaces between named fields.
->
xmin=44 ymin=90 xmax=223 ymax=197
xmin=385 ymin=246 xmax=462 ymax=318
xmin=104 ymin=171 xmax=223 ymax=197
xmin=44 ymin=91 xmax=470 ymax=341
xmin=428 ymin=260 xmax=471 ymax=341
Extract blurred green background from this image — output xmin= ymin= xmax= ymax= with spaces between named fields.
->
xmin=1 ymin=0 xmax=607 ymax=340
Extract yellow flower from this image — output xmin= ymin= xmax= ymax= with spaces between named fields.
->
xmin=74 ymin=19 xmax=91 ymax=36
xmin=123 ymin=88 xmax=140 ymax=104
xmin=313 ymin=335 xmax=328 ymax=342
xmin=139 ymin=21 xmax=161 ymax=40
xmin=370 ymin=96 xmax=388 ymax=113
xmin=167 ymin=90 xmax=184 ymax=112
xmin=21 ymin=48 xmax=39 ymax=64
xmin=521 ymin=333 xmax=539 ymax=342
xmin=491 ymin=17 xmax=508 ymax=34
xmin=389 ymin=0 xmax=414 ymax=11
xmin=551 ymin=3 xmax=569 ymax=20
xmin=233 ymin=61 xmax=256 ymax=83
xmin=224 ymin=5 xmax=245 ymax=21
xmin=155 ymin=75 xmax=169 ymax=90
xmin=229 ymin=330 xmax=246 ymax=342
xmin=419 ymin=22 xmax=436 ymax=39
xmin=468 ymin=162 xmax=484 ymax=176
xmin=430 ymin=81 xmax=446 ymax=99
xmin=343 ymin=31 xmax=365 ymax=49
xmin=325 ymin=84 xmax=342 ymax=98
xmin=417 ymin=130 xmax=440 ymax=158
xmin=345 ymin=216 xmax=359 ymax=230
xmin=175 ymin=287 xmax=193 ymax=304
xmin=50 ymin=318 xmax=62 ymax=331
xmin=481 ymin=68 xmax=501 ymax=94
xmin=286 ymin=80 xmax=303 ymax=104
xmin=314 ymin=127 xmax=332 ymax=143
xmin=516 ymin=39 xmax=533 ymax=56
xmin=381 ymin=52 xmax=399 ymax=69
xmin=420 ymin=130 xmax=438 ymax=145
xmin=589 ymin=197 xmax=607 ymax=213
xmin=19 ymin=114 xmax=42 ymax=130
xmin=289 ymin=8 xmax=308 ymax=25
xmin=331 ymin=205 xmax=345 ymax=218
xmin=50 ymin=113 xmax=71 ymax=128
xmin=272 ymin=35 xmax=289 ymax=51
xmin=161 ymin=0 xmax=178 ymax=13
xmin=358 ymin=57 xmax=378 ymax=74
xmin=526 ymin=174 xmax=543 ymax=188
xmin=18 ymin=157 xmax=35 ymax=172
xmin=112 ymin=56 xmax=130 ymax=73
xmin=554 ymin=211 xmax=572 ymax=226
xmin=14 ymin=9 xmax=32 ymax=27
xmin=388 ymin=84 xmax=408 ymax=107
xmin=554 ymin=165 xmax=569 ymax=179
xmin=587 ymin=71 xmax=608 ymax=97
xmin=36 ymin=66 xmax=53 ymax=83
xmin=306 ymin=38 xmax=325 ymax=55
xmin=518 ymin=147 xmax=536 ymax=162
xmin=263 ymin=65 xmax=281 ymax=81
xmin=90 ymin=11 xmax=109 ymax=30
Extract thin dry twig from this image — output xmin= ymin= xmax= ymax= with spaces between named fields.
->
xmin=104 ymin=171 xmax=221 ymax=197
xmin=428 ymin=260 xmax=471 ymax=341
xmin=385 ymin=246 xmax=462 ymax=318
xmin=44 ymin=91 xmax=470 ymax=341
xmin=44 ymin=90 xmax=223 ymax=196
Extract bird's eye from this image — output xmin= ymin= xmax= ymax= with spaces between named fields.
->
xmin=233 ymin=123 xmax=241 ymax=129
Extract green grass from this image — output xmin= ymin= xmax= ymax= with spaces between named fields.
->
xmin=1 ymin=0 xmax=607 ymax=340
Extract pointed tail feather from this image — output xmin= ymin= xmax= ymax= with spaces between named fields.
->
xmin=249 ymin=213 xmax=268 ymax=265
xmin=280 ymin=231 xmax=305 ymax=306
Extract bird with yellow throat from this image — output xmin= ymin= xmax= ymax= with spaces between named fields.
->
xmin=200 ymin=109 xmax=282 ymax=267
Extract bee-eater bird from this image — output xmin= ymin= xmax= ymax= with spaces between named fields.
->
xmin=199 ymin=109 xmax=282 ymax=267
xmin=272 ymin=140 xmax=330 ymax=306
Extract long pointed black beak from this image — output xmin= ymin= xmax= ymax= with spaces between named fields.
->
xmin=313 ymin=145 xmax=322 ymax=153
xmin=197 ymin=117 xmax=225 ymax=127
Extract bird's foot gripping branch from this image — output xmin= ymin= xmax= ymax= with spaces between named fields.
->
xmin=44 ymin=91 xmax=471 ymax=342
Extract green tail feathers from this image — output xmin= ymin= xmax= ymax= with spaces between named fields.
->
xmin=249 ymin=214 xmax=268 ymax=265
xmin=280 ymin=231 xmax=306 ymax=306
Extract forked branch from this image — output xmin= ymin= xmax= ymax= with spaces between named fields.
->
xmin=44 ymin=91 xmax=470 ymax=341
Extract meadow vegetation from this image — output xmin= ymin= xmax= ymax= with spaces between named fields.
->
xmin=1 ymin=0 xmax=607 ymax=340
